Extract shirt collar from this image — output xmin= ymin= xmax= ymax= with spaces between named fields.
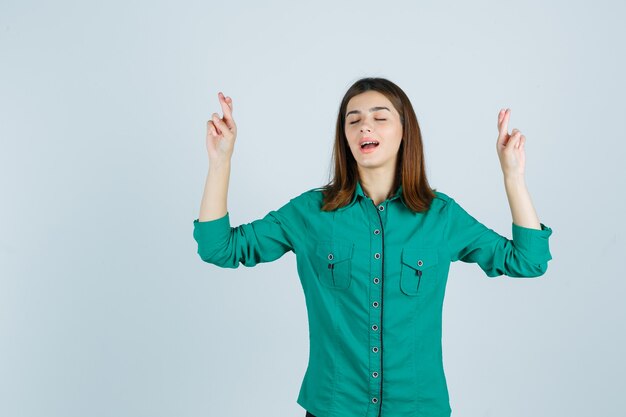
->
xmin=338 ymin=179 xmax=405 ymax=211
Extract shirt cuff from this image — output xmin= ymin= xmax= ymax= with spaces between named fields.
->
xmin=193 ymin=212 xmax=231 ymax=255
xmin=511 ymin=222 xmax=553 ymax=265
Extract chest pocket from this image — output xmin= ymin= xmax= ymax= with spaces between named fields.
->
xmin=315 ymin=241 xmax=354 ymax=290
xmin=400 ymin=247 xmax=439 ymax=296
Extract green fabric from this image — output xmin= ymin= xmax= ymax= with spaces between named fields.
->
xmin=193 ymin=180 xmax=553 ymax=417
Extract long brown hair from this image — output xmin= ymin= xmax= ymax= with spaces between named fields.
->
xmin=321 ymin=77 xmax=437 ymax=213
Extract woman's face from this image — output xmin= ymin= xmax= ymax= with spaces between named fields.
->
xmin=344 ymin=90 xmax=403 ymax=173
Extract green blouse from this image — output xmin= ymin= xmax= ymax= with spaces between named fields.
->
xmin=193 ymin=180 xmax=553 ymax=417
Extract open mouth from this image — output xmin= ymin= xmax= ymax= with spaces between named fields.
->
xmin=360 ymin=141 xmax=379 ymax=150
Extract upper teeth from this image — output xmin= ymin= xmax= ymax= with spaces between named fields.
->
xmin=361 ymin=141 xmax=378 ymax=147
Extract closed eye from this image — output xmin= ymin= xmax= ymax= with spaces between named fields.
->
xmin=349 ymin=118 xmax=386 ymax=125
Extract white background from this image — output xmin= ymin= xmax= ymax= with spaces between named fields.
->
xmin=1 ymin=0 xmax=624 ymax=416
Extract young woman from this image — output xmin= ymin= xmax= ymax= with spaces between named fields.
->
xmin=194 ymin=77 xmax=553 ymax=417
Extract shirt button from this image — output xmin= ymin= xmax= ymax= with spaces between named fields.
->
xmin=372 ymin=371 xmax=379 ymax=378
xmin=372 ymin=397 xmax=378 ymax=404
xmin=374 ymin=253 xmax=381 ymax=259
xmin=373 ymin=229 xmax=380 ymax=235
xmin=372 ymin=324 xmax=378 ymax=331
xmin=328 ymin=253 xmax=334 ymax=260
xmin=372 ymin=346 xmax=379 ymax=353
xmin=378 ymin=205 xmax=384 ymax=211
xmin=373 ymin=277 xmax=380 ymax=284
xmin=417 ymin=259 xmax=423 ymax=266
xmin=372 ymin=301 xmax=379 ymax=308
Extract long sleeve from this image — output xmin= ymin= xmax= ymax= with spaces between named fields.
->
xmin=443 ymin=196 xmax=553 ymax=278
xmin=193 ymin=198 xmax=300 ymax=269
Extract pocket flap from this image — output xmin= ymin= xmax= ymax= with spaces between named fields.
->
xmin=316 ymin=241 xmax=353 ymax=264
xmin=401 ymin=247 xmax=439 ymax=271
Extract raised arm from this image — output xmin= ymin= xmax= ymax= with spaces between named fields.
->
xmin=199 ymin=91 xmax=236 ymax=222
xmin=194 ymin=92 xmax=299 ymax=268
xmin=443 ymin=108 xmax=553 ymax=277
xmin=496 ymin=107 xmax=541 ymax=229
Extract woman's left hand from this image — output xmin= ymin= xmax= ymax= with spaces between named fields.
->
xmin=496 ymin=108 xmax=526 ymax=178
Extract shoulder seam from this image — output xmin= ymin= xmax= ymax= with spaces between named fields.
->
xmin=433 ymin=190 xmax=450 ymax=203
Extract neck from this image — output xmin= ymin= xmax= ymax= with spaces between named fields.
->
xmin=358 ymin=165 xmax=397 ymax=206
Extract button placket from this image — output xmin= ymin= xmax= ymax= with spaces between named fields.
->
xmin=367 ymin=200 xmax=384 ymax=411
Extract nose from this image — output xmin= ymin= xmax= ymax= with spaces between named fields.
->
xmin=360 ymin=122 xmax=372 ymax=132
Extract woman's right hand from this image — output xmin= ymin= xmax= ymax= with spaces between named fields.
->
xmin=206 ymin=92 xmax=237 ymax=163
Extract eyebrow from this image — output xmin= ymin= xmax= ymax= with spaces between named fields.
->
xmin=345 ymin=106 xmax=391 ymax=118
